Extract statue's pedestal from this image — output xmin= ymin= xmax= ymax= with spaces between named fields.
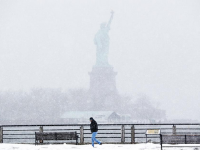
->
xmin=89 ymin=67 xmax=117 ymax=109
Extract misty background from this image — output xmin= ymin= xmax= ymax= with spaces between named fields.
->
xmin=0 ymin=0 xmax=200 ymax=123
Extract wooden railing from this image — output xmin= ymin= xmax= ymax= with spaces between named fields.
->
xmin=0 ymin=123 xmax=200 ymax=144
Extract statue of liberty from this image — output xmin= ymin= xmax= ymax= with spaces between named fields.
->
xmin=94 ymin=11 xmax=114 ymax=67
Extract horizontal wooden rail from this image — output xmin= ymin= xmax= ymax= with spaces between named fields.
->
xmin=1 ymin=123 xmax=200 ymax=127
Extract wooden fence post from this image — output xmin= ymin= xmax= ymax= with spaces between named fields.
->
xmin=0 ymin=127 xmax=3 ymax=143
xmin=39 ymin=126 xmax=43 ymax=143
xmin=131 ymin=125 xmax=135 ymax=144
xmin=80 ymin=126 xmax=84 ymax=145
xmin=172 ymin=125 xmax=176 ymax=135
xmin=121 ymin=125 xmax=125 ymax=144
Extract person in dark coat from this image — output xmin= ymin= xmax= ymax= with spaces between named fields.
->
xmin=90 ymin=117 xmax=102 ymax=147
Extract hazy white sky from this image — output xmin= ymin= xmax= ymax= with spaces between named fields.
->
xmin=0 ymin=0 xmax=200 ymax=120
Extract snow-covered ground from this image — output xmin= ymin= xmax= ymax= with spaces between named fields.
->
xmin=0 ymin=143 xmax=200 ymax=150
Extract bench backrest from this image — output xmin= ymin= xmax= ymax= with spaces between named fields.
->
xmin=186 ymin=135 xmax=200 ymax=144
xmin=162 ymin=135 xmax=185 ymax=144
xmin=161 ymin=134 xmax=200 ymax=144
xmin=35 ymin=132 xmax=77 ymax=140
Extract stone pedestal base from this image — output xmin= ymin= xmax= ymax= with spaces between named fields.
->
xmin=89 ymin=67 xmax=117 ymax=109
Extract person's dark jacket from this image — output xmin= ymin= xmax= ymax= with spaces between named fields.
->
xmin=90 ymin=119 xmax=98 ymax=133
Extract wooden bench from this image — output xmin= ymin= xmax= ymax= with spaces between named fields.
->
xmin=160 ymin=134 xmax=200 ymax=150
xmin=35 ymin=132 xmax=78 ymax=145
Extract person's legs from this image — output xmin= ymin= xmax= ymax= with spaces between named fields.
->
xmin=91 ymin=133 xmax=95 ymax=147
xmin=92 ymin=132 xmax=101 ymax=145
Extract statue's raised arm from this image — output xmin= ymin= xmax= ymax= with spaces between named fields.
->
xmin=106 ymin=11 xmax=114 ymax=29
